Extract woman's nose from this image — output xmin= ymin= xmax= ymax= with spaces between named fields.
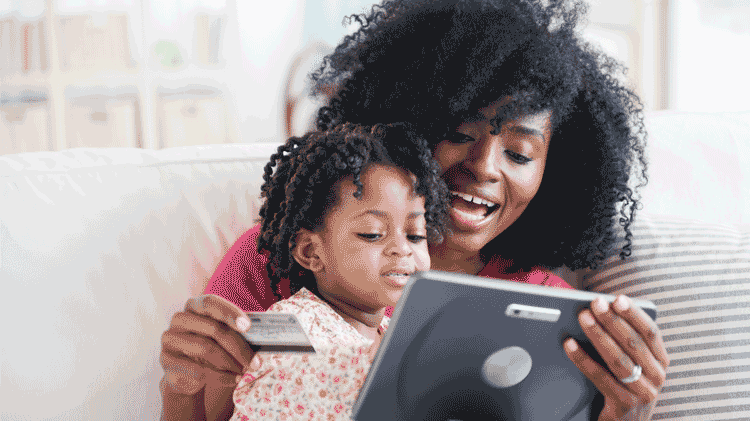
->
xmin=464 ymin=136 xmax=503 ymax=183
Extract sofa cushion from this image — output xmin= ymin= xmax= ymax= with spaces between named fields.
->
xmin=640 ymin=111 xmax=750 ymax=226
xmin=584 ymin=214 xmax=750 ymax=420
xmin=1 ymin=145 xmax=278 ymax=421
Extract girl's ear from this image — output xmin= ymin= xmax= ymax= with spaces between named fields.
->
xmin=292 ymin=228 xmax=324 ymax=273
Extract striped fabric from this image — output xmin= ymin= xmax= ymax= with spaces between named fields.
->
xmin=583 ymin=214 xmax=750 ymax=421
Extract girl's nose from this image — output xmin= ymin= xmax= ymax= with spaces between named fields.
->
xmin=385 ymin=234 xmax=413 ymax=257
xmin=464 ymin=136 xmax=503 ymax=184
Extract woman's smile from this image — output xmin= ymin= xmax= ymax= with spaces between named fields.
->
xmin=447 ymin=190 xmax=504 ymax=230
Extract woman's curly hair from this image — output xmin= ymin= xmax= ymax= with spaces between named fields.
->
xmin=311 ymin=0 xmax=648 ymax=271
xmin=258 ymin=122 xmax=449 ymax=299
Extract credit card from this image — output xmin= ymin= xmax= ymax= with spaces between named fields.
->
xmin=243 ymin=312 xmax=315 ymax=350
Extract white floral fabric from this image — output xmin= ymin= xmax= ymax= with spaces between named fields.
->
xmin=230 ymin=287 xmax=389 ymax=421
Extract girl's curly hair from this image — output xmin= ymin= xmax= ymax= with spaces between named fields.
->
xmin=258 ymin=122 xmax=449 ymax=299
xmin=312 ymin=0 xmax=648 ymax=271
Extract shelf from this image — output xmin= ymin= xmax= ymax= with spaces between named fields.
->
xmin=1 ymin=2 xmax=240 ymax=155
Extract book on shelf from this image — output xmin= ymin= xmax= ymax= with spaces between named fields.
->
xmin=0 ymin=17 xmax=48 ymax=74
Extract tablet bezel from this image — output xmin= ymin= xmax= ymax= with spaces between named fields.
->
xmin=352 ymin=270 xmax=657 ymax=421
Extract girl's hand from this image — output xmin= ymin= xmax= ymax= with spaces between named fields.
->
xmin=160 ymin=294 xmax=258 ymax=421
xmin=564 ymin=295 xmax=670 ymax=421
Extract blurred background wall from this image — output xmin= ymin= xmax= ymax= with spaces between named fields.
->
xmin=1 ymin=0 xmax=749 ymax=153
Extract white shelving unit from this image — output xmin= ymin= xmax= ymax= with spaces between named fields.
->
xmin=0 ymin=0 xmax=241 ymax=154
xmin=2 ymin=0 xmax=674 ymax=155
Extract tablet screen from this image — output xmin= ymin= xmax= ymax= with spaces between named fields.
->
xmin=352 ymin=270 xmax=657 ymax=421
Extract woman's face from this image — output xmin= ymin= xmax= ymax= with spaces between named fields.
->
xmin=433 ymin=101 xmax=553 ymax=254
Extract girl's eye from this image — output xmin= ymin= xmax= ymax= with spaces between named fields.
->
xmin=407 ymin=234 xmax=427 ymax=243
xmin=357 ymin=233 xmax=382 ymax=241
xmin=505 ymin=150 xmax=532 ymax=164
xmin=444 ymin=132 xmax=475 ymax=144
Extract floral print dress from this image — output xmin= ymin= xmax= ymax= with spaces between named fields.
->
xmin=230 ymin=287 xmax=389 ymax=421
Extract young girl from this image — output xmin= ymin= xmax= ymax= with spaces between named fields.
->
xmin=229 ymin=122 xmax=449 ymax=420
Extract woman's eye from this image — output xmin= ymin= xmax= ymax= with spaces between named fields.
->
xmin=444 ymin=132 xmax=475 ymax=144
xmin=505 ymin=150 xmax=532 ymax=164
xmin=357 ymin=233 xmax=382 ymax=241
xmin=407 ymin=234 xmax=427 ymax=243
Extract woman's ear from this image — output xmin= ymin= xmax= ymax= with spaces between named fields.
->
xmin=292 ymin=228 xmax=324 ymax=273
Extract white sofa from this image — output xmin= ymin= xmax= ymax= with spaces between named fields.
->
xmin=1 ymin=111 xmax=749 ymax=421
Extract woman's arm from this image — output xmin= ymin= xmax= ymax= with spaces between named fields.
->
xmin=160 ymin=378 xmax=204 ymax=421
xmin=160 ymin=224 xmax=285 ymax=420
xmin=564 ymin=295 xmax=670 ymax=421
xmin=160 ymin=295 xmax=258 ymax=421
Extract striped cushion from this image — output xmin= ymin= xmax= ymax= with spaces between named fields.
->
xmin=583 ymin=214 xmax=750 ymax=421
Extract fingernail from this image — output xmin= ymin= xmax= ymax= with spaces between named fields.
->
xmin=564 ymin=338 xmax=578 ymax=352
xmin=614 ymin=295 xmax=630 ymax=312
xmin=592 ymin=297 xmax=608 ymax=315
xmin=250 ymin=358 xmax=261 ymax=371
xmin=235 ymin=375 xmax=242 ymax=384
xmin=236 ymin=316 xmax=250 ymax=332
xmin=580 ymin=311 xmax=596 ymax=327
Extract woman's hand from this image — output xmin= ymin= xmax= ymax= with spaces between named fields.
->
xmin=160 ymin=295 xmax=258 ymax=421
xmin=564 ymin=295 xmax=670 ymax=421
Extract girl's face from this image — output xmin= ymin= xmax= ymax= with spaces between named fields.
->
xmin=312 ymin=164 xmax=431 ymax=312
xmin=433 ymin=101 xmax=553 ymax=254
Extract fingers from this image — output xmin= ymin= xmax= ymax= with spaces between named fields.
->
xmin=611 ymin=295 xmax=670 ymax=369
xmin=160 ymin=295 xmax=258 ymax=399
xmin=168 ymin=311 xmax=256 ymax=372
xmin=160 ymin=350 xmax=208 ymax=395
xmin=564 ymin=338 xmax=640 ymax=419
xmin=576 ymin=309 xmax=660 ymax=403
xmin=566 ymin=294 xmax=669 ymax=420
xmin=160 ymin=350 xmax=239 ymax=393
xmin=183 ymin=294 xmax=257 ymax=371
xmin=590 ymin=297 xmax=667 ymax=390
xmin=162 ymin=327 xmax=243 ymax=374
xmin=185 ymin=294 xmax=252 ymax=334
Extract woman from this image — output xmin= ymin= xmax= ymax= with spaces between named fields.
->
xmin=159 ymin=0 xmax=669 ymax=420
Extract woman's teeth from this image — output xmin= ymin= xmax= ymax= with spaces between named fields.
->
xmin=452 ymin=208 xmax=486 ymax=221
xmin=450 ymin=191 xmax=498 ymax=211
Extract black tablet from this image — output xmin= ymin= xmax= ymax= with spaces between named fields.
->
xmin=352 ymin=270 xmax=657 ymax=421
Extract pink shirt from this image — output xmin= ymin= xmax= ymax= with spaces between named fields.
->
xmin=204 ymin=224 xmax=573 ymax=317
